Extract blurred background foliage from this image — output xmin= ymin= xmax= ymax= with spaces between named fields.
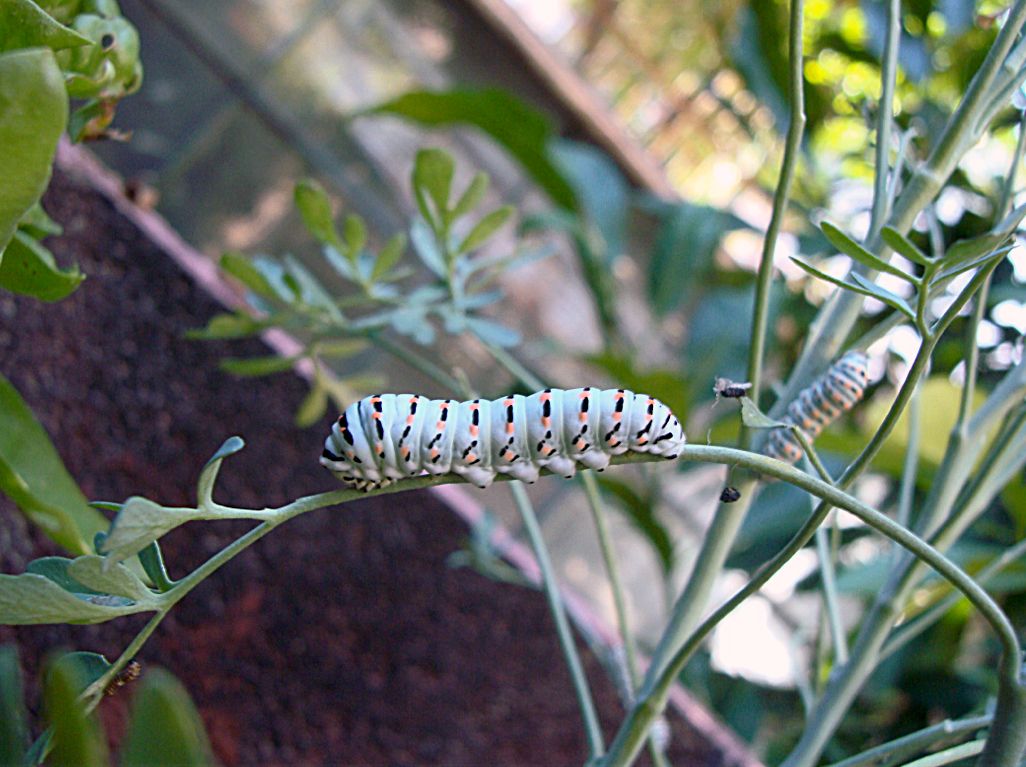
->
xmin=8 ymin=0 xmax=1025 ymax=760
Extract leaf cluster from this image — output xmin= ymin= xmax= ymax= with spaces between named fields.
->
xmin=192 ymin=148 xmax=541 ymax=424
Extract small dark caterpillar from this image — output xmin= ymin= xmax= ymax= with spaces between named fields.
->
xmin=764 ymin=351 xmax=870 ymax=464
xmin=104 ymin=660 xmax=142 ymax=696
xmin=321 ymin=388 xmax=686 ymax=490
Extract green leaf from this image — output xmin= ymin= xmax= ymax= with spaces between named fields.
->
xmin=43 ymin=654 xmax=109 ymax=767
xmin=0 ymin=373 xmax=110 ymax=554
xmin=26 ymin=556 xmax=101 ymax=594
xmin=0 ymin=570 xmax=155 ymax=624
xmin=67 ymin=556 xmax=152 ymax=602
xmin=17 ymin=200 xmax=61 ymax=238
xmin=934 ymin=245 xmax=1013 ymax=283
xmin=0 ymin=47 xmax=68 ymax=264
xmin=820 ymin=220 xmax=917 ymax=283
xmin=790 ymin=257 xmax=915 ymax=319
xmin=0 ymin=645 xmax=29 ymax=765
xmin=647 ymin=202 xmax=747 ymax=316
xmin=457 ymin=206 xmax=514 ymax=254
xmin=219 ymin=251 xmax=277 ymax=298
xmin=219 ymin=354 xmax=299 ymax=377
xmin=0 ymin=0 xmax=91 ymax=53
xmin=342 ymin=214 xmax=366 ymax=260
xmin=450 ymin=172 xmax=489 ymax=220
xmin=598 ymin=477 xmax=675 ymax=576
xmin=99 ymin=496 xmax=203 ymax=565
xmin=848 ymin=272 xmax=916 ymax=317
xmin=880 ymin=226 xmax=932 ymax=267
xmin=413 ymin=148 xmax=455 ymax=227
xmin=370 ymin=233 xmax=406 ymax=281
xmin=120 ymin=668 xmax=216 ymax=767
xmin=739 ymin=397 xmax=789 ymax=429
xmin=56 ymin=652 xmax=112 ymax=689
xmin=409 ymin=218 xmax=446 ymax=277
xmin=465 ymin=316 xmax=520 ymax=347
xmin=294 ymin=383 xmax=328 ymax=428
xmin=282 ymin=254 xmax=339 ymax=312
xmin=549 ymin=139 xmax=628 ymax=259
xmin=137 ymin=541 xmax=175 ymax=592
xmin=0 ymin=229 xmax=84 ymax=301
xmin=294 ymin=179 xmax=341 ymax=249
xmin=196 ymin=437 xmax=245 ymax=509
xmin=367 ymin=88 xmax=577 ymax=210
xmin=185 ymin=312 xmax=264 ymax=340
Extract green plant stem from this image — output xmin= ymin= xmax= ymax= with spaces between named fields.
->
xmin=366 ymin=330 xmax=464 ymax=392
xmin=901 ymin=740 xmax=985 ymax=767
xmin=895 ymin=378 xmax=922 ymax=535
xmin=744 ymin=0 xmax=805 ymax=423
xmin=868 ymin=0 xmax=901 ymax=241
xmin=509 ymin=481 xmax=605 ymax=760
xmin=598 ymin=447 xmax=1023 ymax=767
xmin=825 ymin=714 xmax=990 ymax=767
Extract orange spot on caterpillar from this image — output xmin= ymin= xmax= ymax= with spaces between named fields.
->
xmin=372 ymin=412 xmax=382 ymax=420
xmin=430 ymin=447 xmax=440 ymax=458
xmin=469 ymin=425 xmax=479 ymax=437
xmin=435 ymin=421 xmax=445 ymax=430
xmin=612 ymin=412 xmax=622 ymax=422
xmin=406 ymin=414 xmax=415 ymax=425
xmin=465 ymin=453 xmax=477 ymax=463
xmin=505 ymin=422 xmax=515 ymax=434
xmin=578 ymin=412 xmax=588 ymax=422
xmin=541 ymin=416 xmax=551 ymax=428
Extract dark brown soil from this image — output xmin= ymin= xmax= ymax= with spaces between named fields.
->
xmin=0 ymin=164 xmax=738 ymax=766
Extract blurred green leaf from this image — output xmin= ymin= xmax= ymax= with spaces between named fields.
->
xmin=220 ymin=251 xmax=277 ymax=299
xmin=0 ymin=227 xmax=83 ymax=302
xmin=0 ymin=47 xmax=68 ymax=263
xmin=587 ymin=353 xmax=688 ymax=424
xmin=820 ymin=220 xmax=916 ymax=282
xmin=934 ymin=245 xmax=1012 ymax=282
xmin=219 ymin=354 xmax=299 ymax=377
xmin=342 ymin=214 xmax=366 ymax=260
xmin=0 ymin=373 xmax=109 ymax=554
xmin=57 ymin=652 xmax=112 ymax=689
xmin=367 ymin=88 xmax=577 ymax=210
xmin=598 ymin=477 xmax=675 ymax=576
xmin=849 ymin=272 xmax=916 ymax=317
xmin=294 ymin=382 xmax=328 ymax=428
xmin=0 ymin=0 xmax=92 ymax=52
xmin=647 ymin=202 xmax=747 ymax=316
xmin=457 ymin=206 xmax=513 ymax=254
xmin=294 ymin=179 xmax=341 ymax=250
xmin=413 ymin=148 xmax=455 ymax=227
xmin=451 ymin=172 xmax=489 ymax=220
xmin=549 ymin=140 xmax=627 ymax=259
xmin=371 ymin=233 xmax=406 ymax=281
xmin=185 ymin=312 xmax=265 ymax=340
xmin=282 ymin=255 xmax=339 ymax=313
xmin=120 ymin=668 xmax=217 ymax=767
xmin=466 ymin=316 xmax=519 ymax=348
xmin=17 ymin=200 xmax=61 ymax=238
xmin=44 ymin=654 xmax=109 ymax=767
xmin=0 ymin=645 xmax=29 ymax=765
xmin=410 ymin=218 xmax=446 ymax=277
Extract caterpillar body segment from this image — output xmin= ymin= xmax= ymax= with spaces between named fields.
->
xmin=321 ymin=388 xmax=686 ymax=490
xmin=764 ymin=351 xmax=870 ymax=464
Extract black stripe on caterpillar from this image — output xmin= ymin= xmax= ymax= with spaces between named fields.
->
xmin=320 ymin=387 xmax=686 ymax=490
xmin=764 ymin=351 xmax=870 ymax=464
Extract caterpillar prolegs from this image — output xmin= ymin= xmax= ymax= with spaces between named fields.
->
xmin=321 ymin=388 xmax=686 ymax=490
